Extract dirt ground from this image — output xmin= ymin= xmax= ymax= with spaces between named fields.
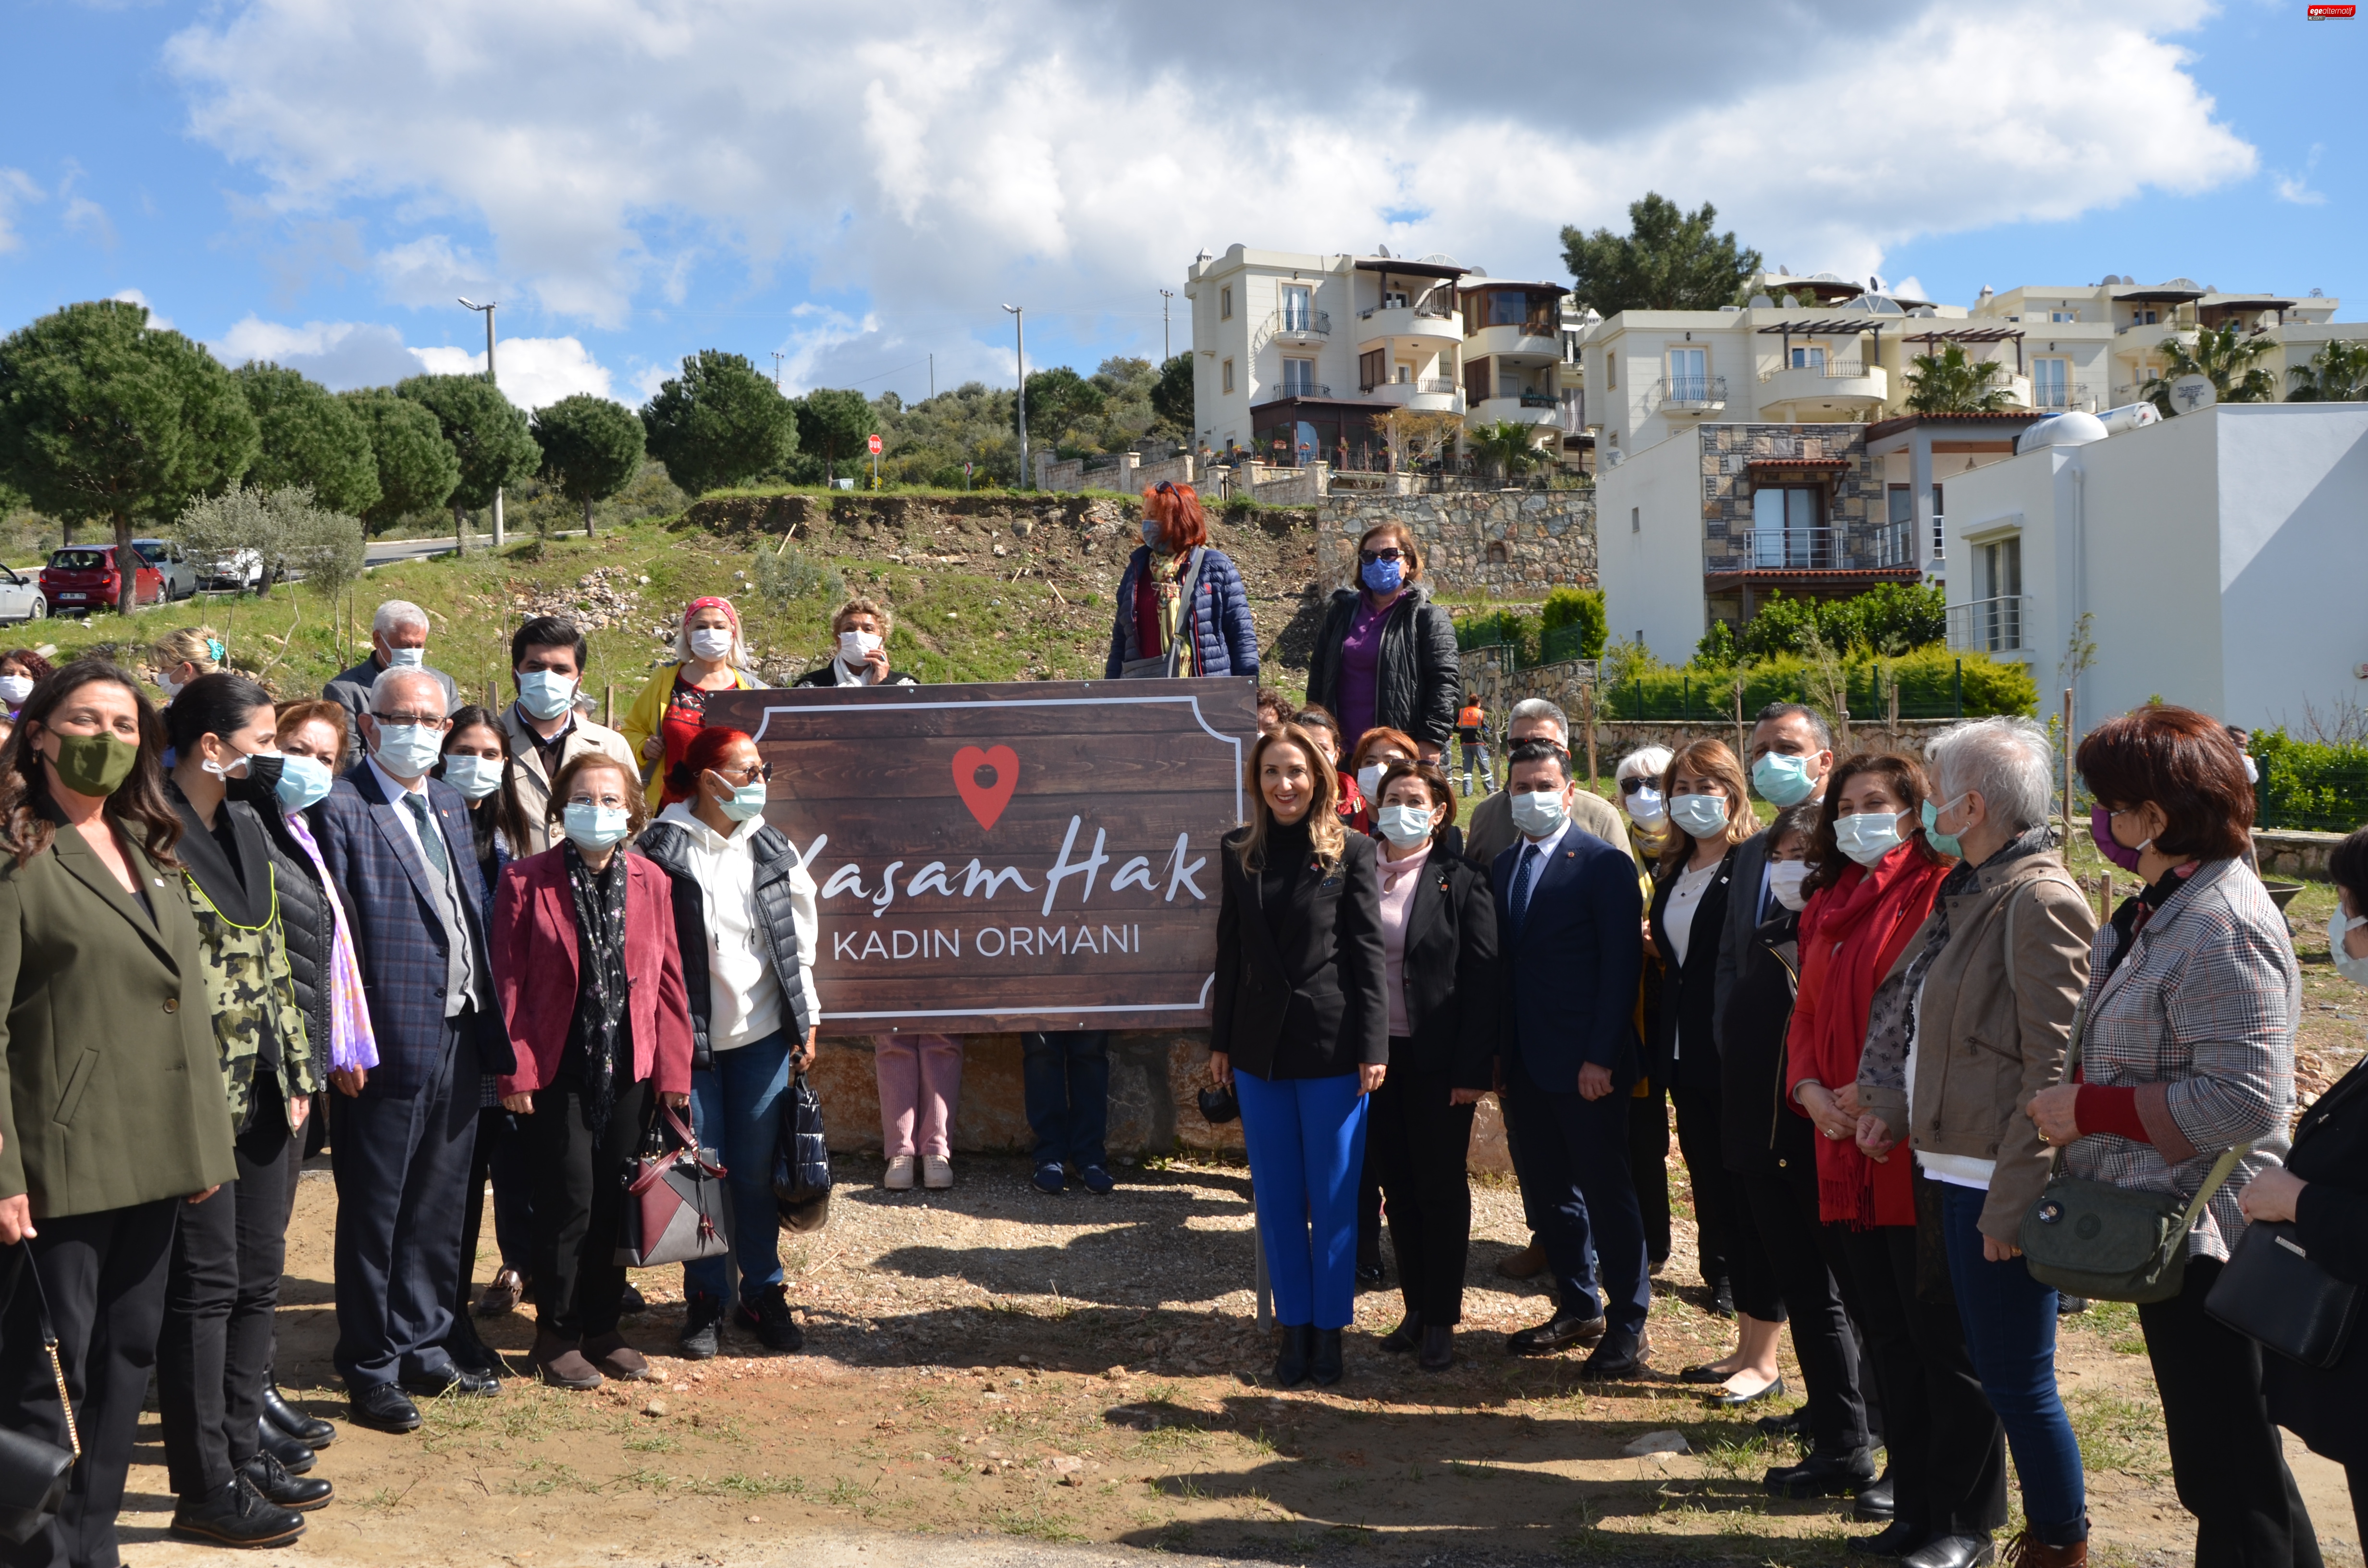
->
xmin=121 ymin=1127 xmax=2361 ymax=1568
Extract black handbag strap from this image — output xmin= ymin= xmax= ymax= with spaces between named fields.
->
xmin=9 ymin=1247 xmax=77 ymax=1461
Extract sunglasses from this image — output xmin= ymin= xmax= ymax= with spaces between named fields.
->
xmin=1618 ymin=777 xmax=1655 ymax=796
xmin=1358 ymin=548 xmax=1406 ymax=565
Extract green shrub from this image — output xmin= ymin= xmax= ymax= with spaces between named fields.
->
xmin=2252 ymin=730 xmax=2368 ymax=832
xmin=1691 ymin=620 xmax=1739 ymax=669
xmin=1455 ymin=589 xmax=1604 ymax=669
xmin=1604 ymin=647 xmax=2035 ymax=721
xmin=1539 ymin=587 xmax=1607 ymax=659
xmin=1737 ymin=584 xmax=1949 ymax=659
xmin=752 ymin=543 xmax=846 ymax=605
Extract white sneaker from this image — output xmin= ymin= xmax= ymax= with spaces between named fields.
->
xmin=921 ymin=1155 xmax=953 ymax=1190
xmin=883 ymin=1155 xmax=917 ymax=1191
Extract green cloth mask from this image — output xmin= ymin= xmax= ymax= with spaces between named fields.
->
xmin=49 ymin=730 xmax=139 ymax=797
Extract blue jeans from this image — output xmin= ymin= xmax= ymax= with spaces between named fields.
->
xmin=683 ymin=1032 xmax=794 ymax=1306
xmin=1234 ymin=1070 xmax=1368 ymax=1330
xmin=1021 ymin=1031 xmax=1109 ymax=1168
xmin=1938 ymin=1180 xmax=2087 ymax=1544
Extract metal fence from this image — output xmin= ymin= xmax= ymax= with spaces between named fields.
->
xmin=2257 ymin=765 xmax=2368 ymax=833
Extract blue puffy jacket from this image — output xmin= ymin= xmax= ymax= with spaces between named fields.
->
xmin=1103 ymin=545 xmax=1261 ymax=680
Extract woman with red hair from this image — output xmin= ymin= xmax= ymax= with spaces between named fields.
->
xmin=619 ymin=597 xmax=767 ymax=811
xmin=1103 ymin=482 xmax=1260 ymax=680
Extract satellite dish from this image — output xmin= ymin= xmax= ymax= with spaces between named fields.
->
xmin=1375 ymin=244 xmax=1392 ymax=258
xmin=2016 ymin=412 xmax=2109 ymax=454
xmin=1781 ymin=294 xmax=1800 ymax=309
xmin=2169 ymin=374 xmax=2217 ymax=415
xmin=1748 ymin=294 xmax=1774 ymax=309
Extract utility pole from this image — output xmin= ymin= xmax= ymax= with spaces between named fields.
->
xmin=929 ymin=353 xmax=934 ymax=401
xmin=458 ymin=297 xmax=504 ymax=548
xmin=770 ymin=351 xmax=786 ymax=389
xmin=1004 ymin=304 xmax=1028 ymax=490
xmin=1160 ymin=289 xmax=1175 ymax=361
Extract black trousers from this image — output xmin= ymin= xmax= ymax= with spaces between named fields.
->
xmin=1367 ymin=1067 xmax=1477 ymax=1324
xmin=525 ymin=1078 xmax=654 ymax=1341
xmin=332 ymin=1016 xmax=480 ymax=1390
xmin=0 ymin=1199 xmax=179 ymax=1568
xmin=159 ymin=1087 xmax=293 ymax=1495
xmin=1357 ymin=1136 xmax=1384 ymax=1274
xmin=1835 ymin=1220 xmax=2007 ymax=1541
xmin=1504 ymin=1056 xmax=1653 ymax=1342
xmin=1742 ymin=1163 xmax=1869 ymax=1456
xmin=1627 ymin=1084 xmax=1673 ymax=1266
xmin=2139 ymin=1257 xmax=2325 ymax=1568
xmin=1668 ymin=1082 xmax=1738 ymax=1291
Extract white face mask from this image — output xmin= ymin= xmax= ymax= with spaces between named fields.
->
xmin=1833 ymin=810 xmax=1908 ymax=867
xmin=1623 ymin=785 xmax=1665 ymax=827
xmin=838 ymin=629 xmax=882 ymax=665
xmin=1356 ymin=763 xmax=1385 ymax=801
xmin=1510 ymin=788 xmax=1567 ymax=840
xmin=1375 ymin=803 xmax=1433 ymax=847
xmin=383 ymin=645 xmax=425 ymax=670
xmin=1768 ymin=860 xmax=1813 ymax=912
xmin=0 ymin=675 xmax=32 ymax=706
xmin=2243 ymin=754 xmax=2259 ymax=785
xmin=442 ymin=754 xmax=505 ymax=800
xmin=688 ymin=626 xmax=735 ymax=662
xmin=2330 ymin=908 xmax=2368 ymax=987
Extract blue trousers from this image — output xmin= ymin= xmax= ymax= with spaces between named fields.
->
xmin=1503 ymin=1054 xmax=1653 ymax=1341
xmin=1939 ymin=1183 xmax=2087 ymax=1544
xmin=1235 ymin=1069 xmax=1368 ymax=1330
xmin=1022 ymin=1030 xmax=1109 ymax=1168
xmin=684 ymin=1031 xmax=794 ymax=1305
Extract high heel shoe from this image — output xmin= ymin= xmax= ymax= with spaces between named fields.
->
xmin=1310 ymin=1328 xmax=1344 ymax=1386
xmin=1271 ymin=1325 xmax=1313 ymax=1388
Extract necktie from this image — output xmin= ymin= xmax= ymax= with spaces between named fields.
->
xmin=1509 ymin=844 xmax=1541 ymax=933
xmin=405 ymin=791 xmax=451 ymax=881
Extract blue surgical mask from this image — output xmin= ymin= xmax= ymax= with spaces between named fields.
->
xmin=563 ymin=802 xmax=632 ymax=850
xmin=1751 ymin=752 xmax=1818 ymax=807
xmin=1668 ymin=793 xmax=1728 ymax=840
xmin=517 ymin=669 xmax=577 ymax=721
xmin=371 ymin=721 xmax=446 ymax=780
xmin=384 ymin=646 xmax=425 ymax=670
xmin=1140 ymin=519 xmax=1162 ymax=550
xmin=717 ymin=778 xmax=768 ymax=823
xmin=1509 ymin=788 xmax=1567 ymax=840
xmin=442 ymin=754 xmax=505 ymax=801
xmin=1375 ymin=804 xmax=1432 ymax=847
xmin=1834 ymin=810 xmax=1908 ymax=867
xmin=274 ymin=753 xmax=333 ymax=813
xmin=1921 ymin=795 xmax=1967 ymax=859
xmin=1361 ymin=556 xmax=1404 ymax=594
xmin=2329 ymin=909 xmax=2368 ymax=987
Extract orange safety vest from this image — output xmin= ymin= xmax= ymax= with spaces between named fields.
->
xmin=1456 ymin=704 xmax=1484 ymax=731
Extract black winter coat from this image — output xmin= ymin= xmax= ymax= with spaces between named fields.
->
xmin=635 ymin=817 xmax=819 ymax=1073
xmin=258 ymin=805 xmax=333 ymax=1074
xmin=1649 ymin=849 xmax=1734 ymax=1094
xmin=1304 ymin=584 xmax=1461 ymax=747
xmin=1211 ymin=829 xmax=1388 ymax=1080
xmin=1381 ymin=845 xmax=1499 ymax=1089
xmin=1718 ymin=910 xmax=1812 ymax=1178
xmin=2260 ymin=1055 xmax=2368 ymax=1464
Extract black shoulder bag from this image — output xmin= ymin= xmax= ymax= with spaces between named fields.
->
xmin=0 ymin=1250 xmax=78 ymax=1545
xmin=2206 ymin=1216 xmax=2364 ymax=1368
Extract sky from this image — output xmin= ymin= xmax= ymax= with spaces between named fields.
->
xmin=0 ymin=0 xmax=2361 ymax=412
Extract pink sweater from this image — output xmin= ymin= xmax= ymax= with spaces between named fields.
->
xmin=1375 ymin=839 xmax=1433 ymax=1038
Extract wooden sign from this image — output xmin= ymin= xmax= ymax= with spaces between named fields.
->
xmin=701 ymin=679 xmax=1259 ymax=1033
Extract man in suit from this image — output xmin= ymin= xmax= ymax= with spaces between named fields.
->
xmin=322 ymin=600 xmax=460 ymax=768
xmin=315 ymin=667 xmax=500 ymax=1432
xmin=1711 ymin=702 xmax=1834 ymax=1051
xmin=499 ymin=614 xmax=638 ymax=855
xmin=1493 ymin=739 xmax=1652 ymax=1378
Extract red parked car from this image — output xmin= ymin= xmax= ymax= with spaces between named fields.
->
xmin=40 ymin=546 xmax=164 ymax=615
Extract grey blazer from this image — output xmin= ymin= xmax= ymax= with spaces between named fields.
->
xmin=1711 ymin=825 xmax=1776 ymax=1054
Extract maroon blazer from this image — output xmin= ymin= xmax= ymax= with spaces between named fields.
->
xmin=493 ymin=846 xmax=694 ymax=1100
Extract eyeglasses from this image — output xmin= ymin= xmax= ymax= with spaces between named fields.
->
xmin=1618 ymin=777 xmax=1654 ymax=796
xmin=1358 ymin=548 xmax=1406 ymax=565
xmin=372 ymin=712 xmax=446 ymax=726
xmin=715 ymin=761 xmax=772 ymax=783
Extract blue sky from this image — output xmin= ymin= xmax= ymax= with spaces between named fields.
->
xmin=0 ymin=0 xmax=2359 ymax=411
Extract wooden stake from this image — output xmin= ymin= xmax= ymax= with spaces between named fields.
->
xmin=2062 ymin=686 xmax=2076 ymax=829
xmin=1580 ymin=682 xmax=1600 ymax=791
xmin=604 ymin=684 xmax=615 ymax=729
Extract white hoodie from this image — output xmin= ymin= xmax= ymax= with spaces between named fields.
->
xmin=652 ymin=801 xmax=821 ymax=1049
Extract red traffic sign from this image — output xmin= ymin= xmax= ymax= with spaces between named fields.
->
xmin=867 ymin=434 xmax=883 ymax=454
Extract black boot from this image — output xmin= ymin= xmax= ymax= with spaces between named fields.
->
xmin=170 ymin=1475 xmax=306 ymax=1548
xmin=1767 ymin=1445 xmax=1878 ymax=1499
xmin=262 ymin=1380 xmax=335 ymax=1447
xmin=1855 ymin=1469 xmax=1897 ymax=1521
xmin=1378 ymin=1313 xmax=1421 ymax=1354
xmin=241 ymin=1450 xmax=333 ymax=1512
xmin=1310 ymin=1328 xmax=1344 ymax=1386
xmin=256 ymin=1420 xmax=317 ymax=1475
xmin=1418 ymin=1323 xmax=1455 ymax=1372
xmin=1271 ymin=1324 xmax=1313 ymax=1387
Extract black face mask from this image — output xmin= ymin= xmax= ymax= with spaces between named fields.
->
xmin=225 ymin=751 xmax=286 ymax=804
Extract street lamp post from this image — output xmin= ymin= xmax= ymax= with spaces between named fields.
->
xmin=1160 ymin=289 xmax=1174 ymax=362
xmin=458 ymin=296 xmax=505 ymax=548
xmin=1003 ymin=304 xmax=1027 ymax=490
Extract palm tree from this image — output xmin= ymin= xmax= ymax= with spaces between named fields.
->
xmin=1468 ymin=420 xmax=1545 ymax=485
xmin=1903 ymin=343 xmax=2010 ymax=413
xmin=2286 ymin=340 xmax=2368 ymax=403
xmin=2141 ymin=322 xmax=2276 ymax=415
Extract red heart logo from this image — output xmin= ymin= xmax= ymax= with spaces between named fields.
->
xmin=951 ymin=745 xmax=1019 ymax=832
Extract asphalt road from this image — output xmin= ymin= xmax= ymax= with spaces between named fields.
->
xmin=365 ymin=527 xmax=586 ymax=567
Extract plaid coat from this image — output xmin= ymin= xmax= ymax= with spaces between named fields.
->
xmin=2061 ymin=856 xmax=2297 ymax=1262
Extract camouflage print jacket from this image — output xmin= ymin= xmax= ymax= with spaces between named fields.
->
xmin=171 ymin=795 xmax=318 ymax=1133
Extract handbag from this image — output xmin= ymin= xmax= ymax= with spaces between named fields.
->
xmin=1119 ymin=547 xmax=1208 ymax=678
xmin=614 ymin=1104 xmax=734 ymax=1269
xmin=2205 ymin=1216 xmax=2364 ymax=1368
xmin=2020 ymin=1141 xmax=2249 ymax=1305
xmin=0 ymin=1251 xmax=78 ymax=1546
xmin=771 ymin=1072 xmax=834 ymax=1231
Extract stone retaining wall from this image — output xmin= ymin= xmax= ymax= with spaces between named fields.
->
xmin=1313 ymin=490 xmax=1597 ymax=597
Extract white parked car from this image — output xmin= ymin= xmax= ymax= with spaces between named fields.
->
xmin=200 ymin=548 xmax=264 ymax=592
xmin=0 ymin=564 xmax=46 ymax=623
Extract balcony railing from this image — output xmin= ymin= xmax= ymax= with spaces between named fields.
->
xmin=1948 ymin=595 xmax=2030 ymax=655
xmin=1270 ymin=382 xmax=1330 ymax=400
xmin=1518 ymin=391 xmax=1557 ymax=408
xmin=1760 ymin=359 xmax=1868 ymax=382
xmin=1357 ymin=303 xmax=1455 ymax=321
xmin=1271 ymin=308 xmax=1331 ymax=337
xmin=1874 ymin=520 xmax=1914 ymax=568
xmin=1653 ymin=375 xmax=1727 ymax=412
xmin=1361 ymin=377 xmax=1458 ymax=395
xmin=2028 ymin=381 xmax=2093 ymax=411
xmin=1749 ymin=527 xmax=1838 ymax=570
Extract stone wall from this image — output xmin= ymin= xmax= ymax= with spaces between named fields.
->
xmin=1313 ymin=490 xmax=1598 ymax=598
xmin=1033 ymin=451 xmax=1198 ymax=497
xmin=1699 ymin=423 xmax=1887 ymax=572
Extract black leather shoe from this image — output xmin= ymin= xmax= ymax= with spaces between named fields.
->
xmin=1757 ymin=1407 xmax=1807 ymax=1439
xmin=679 ymin=1293 xmax=724 ymax=1361
xmin=1576 ymin=1332 xmax=1649 ymax=1381
xmin=1766 ymin=1446 xmax=1877 ymax=1499
xmin=262 ymin=1381 xmax=334 ymax=1447
xmin=1856 ymin=1518 xmax=1920 ymax=1557
xmin=1378 ymin=1313 xmax=1421 ymax=1354
xmin=1710 ymin=1277 xmax=1737 ymax=1318
xmin=256 ymin=1421 xmax=317 ymax=1473
xmin=347 ymin=1383 xmax=422 ymax=1434
xmin=1855 ymin=1471 xmax=1898 ymax=1521
xmin=241 ymin=1451 xmax=333 ymax=1512
xmin=619 ymin=1283 xmax=647 ymax=1314
xmin=1678 ymin=1361 xmax=1733 ymax=1384
xmin=1272 ymin=1324 xmax=1313 ymax=1388
xmin=737 ymin=1283 xmax=806 ymax=1352
xmin=1901 ymin=1535 xmax=1994 ymax=1568
xmin=172 ymin=1476 xmax=306 ymax=1548
xmin=399 ymin=1365 xmax=497 ymax=1399
xmin=1355 ymin=1262 xmax=1386 ymax=1290
xmin=1710 ymin=1372 xmax=1784 ymax=1408
xmin=1310 ymin=1328 xmax=1344 ymax=1385
xmin=1507 ymin=1313 xmax=1608 ymax=1356
xmin=1418 ymin=1323 xmax=1454 ymax=1371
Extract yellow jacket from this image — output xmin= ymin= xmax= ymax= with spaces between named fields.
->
xmin=618 ymin=663 xmax=767 ymax=809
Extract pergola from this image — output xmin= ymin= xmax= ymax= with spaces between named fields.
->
xmin=1758 ymin=318 xmax=1887 ymax=363
xmin=1903 ymin=325 xmax=2027 ymax=374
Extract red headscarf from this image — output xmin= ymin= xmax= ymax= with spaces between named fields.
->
xmin=684 ymin=596 xmax=739 ymax=628
xmin=1786 ymin=843 xmax=1948 ymax=1228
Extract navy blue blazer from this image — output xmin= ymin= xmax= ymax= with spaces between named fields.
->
xmin=1492 ymin=826 xmax=1645 ymax=1093
xmin=315 ymin=764 xmax=503 ymax=1096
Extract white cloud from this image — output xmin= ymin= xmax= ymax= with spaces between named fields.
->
xmin=210 ymin=314 xmax=617 ymax=406
xmin=63 ymin=196 xmax=117 ymax=250
xmin=2273 ymin=144 xmax=2328 ymax=207
xmin=410 ymin=336 xmax=615 ymax=409
xmin=111 ymin=288 xmax=173 ymax=331
xmin=0 ymin=169 xmax=42 ymax=254
xmin=161 ymin=0 xmax=2257 ymax=337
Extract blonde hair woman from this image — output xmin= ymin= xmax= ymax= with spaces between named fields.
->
xmin=150 ymin=626 xmax=225 ymax=700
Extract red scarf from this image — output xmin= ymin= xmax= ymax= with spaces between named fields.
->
xmin=1786 ymin=844 xmax=1948 ymax=1228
